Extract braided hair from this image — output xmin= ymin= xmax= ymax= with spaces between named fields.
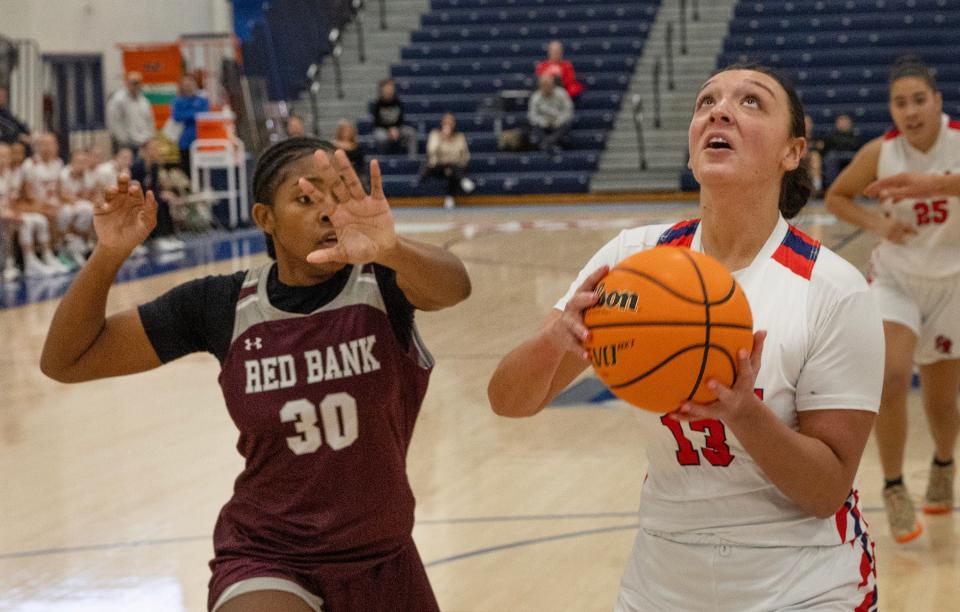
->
xmin=251 ymin=136 xmax=335 ymax=258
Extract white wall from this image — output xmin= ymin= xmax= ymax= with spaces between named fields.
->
xmin=0 ymin=0 xmax=233 ymax=94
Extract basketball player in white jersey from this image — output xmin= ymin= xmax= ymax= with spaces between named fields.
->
xmin=489 ymin=65 xmax=883 ymax=611
xmin=827 ymin=56 xmax=960 ymax=544
xmin=0 ymin=143 xmax=61 ymax=278
xmin=58 ymin=150 xmax=97 ymax=265
xmin=21 ymin=133 xmax=70 ymax=272
xmin=94 ymin=147 xmax=133 ymax=198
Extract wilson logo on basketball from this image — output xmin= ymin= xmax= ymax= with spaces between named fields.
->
xmin=594 ymin=282 xmax=639 ymax=311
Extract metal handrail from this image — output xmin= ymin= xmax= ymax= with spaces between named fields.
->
xmin=328 ymin=29 xmax=345 ymax=99
xmin=379 ymin=0 xmax=387 ymax=30
xmin=679 ymin=0 xmax=688 ymax=55
xmin=353 ymin=0 xmax=366 ymax=62
xmin=652 ymin=58 xmax=662 ymax=129
xmin=692 ymin=0 xmax=700 ymax=21
xmin=632 ymin=94 xmax=647 ymax=170
xmin=665 ymin=22 xmax=675 ymax=91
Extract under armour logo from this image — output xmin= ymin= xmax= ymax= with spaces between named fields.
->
xmin=936 ymin=335 xmax=953 ymax=355
xmin=244 ymin=337 xmax=263 ymax=351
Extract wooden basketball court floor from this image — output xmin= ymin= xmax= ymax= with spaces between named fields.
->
xmin=0 ymin=201 xmax=956 ymax=611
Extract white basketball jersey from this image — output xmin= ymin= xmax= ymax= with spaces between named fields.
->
xmin=874 ymin=113 xmax=960 ymax=278
xmin=95 ymin=161 xmax=120 ymax=193
xmin=22 ymin=157 xmax=64 ymax=203
xmin=59 ymin=166 xmax=97 ymax=201
xmin=0 ymin=169 xmax=13 ymax=211
xmin=557 ymin=216 xmax=883 ymax=547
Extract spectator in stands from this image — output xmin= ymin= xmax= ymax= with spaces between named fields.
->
xmin=0 ymin=142 xmax=62 ymax=278
xmin=372 ymin=78 xmax=418 ymax=158
xmin=332 ymin=119 xmax=366 ymax=183
xmin=821 ymin=114 xmax=865 ymax=187
xmin=286 ymin=115 xmax=307 ymax=138
xmin=106 ymin=72 xmax=156 ymax=153
xmin=535 ymin=40 xmax=584 ymax=102
xmin=172 ymin=74 xmax=210 ymax=177
xmin=131 ymin=138 xmax=184 ymax=252
xmin=528 ymin=72 xmax=574 ymax=154
xmin=421 ymin=113 xmax=475 ymax=209
xmin=804 ymin=114 xmax=823 ymax=196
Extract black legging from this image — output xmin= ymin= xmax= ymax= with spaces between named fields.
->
xmin=425 ymin=163 xmax=467 ymax=195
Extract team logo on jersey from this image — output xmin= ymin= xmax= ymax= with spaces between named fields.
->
xmin=244 ymin=337 xmax=263 ymax=351
xmin=936 ymin=335 xmax=953 ymax=355
xmin=594 ymin=282 xmax=639 ymax=312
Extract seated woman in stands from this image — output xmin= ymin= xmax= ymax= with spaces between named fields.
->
xmin=420 ymin=113 xmax=475 ymax=209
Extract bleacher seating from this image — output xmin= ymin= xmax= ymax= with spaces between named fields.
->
xmin=362 ymin=0 xmax=660 ymax=198
xmin=681 ymin=0 xmax=960 ymax=191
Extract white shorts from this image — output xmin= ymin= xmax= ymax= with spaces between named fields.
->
xmin=869 ymin=261 xmax=960 ymax=365
xmin=614 ymin=529 xmax=877 ymax=612
xmin=211 ymin=576 xmax=324 ymax=611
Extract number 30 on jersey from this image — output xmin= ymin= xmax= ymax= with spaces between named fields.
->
xmin=279 ymin=392 xmax=359 ymax=455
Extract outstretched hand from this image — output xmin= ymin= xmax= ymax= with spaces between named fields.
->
xmin=863 ymin=172 xmax=938 ymax=202
xmin=301 ymin=150 xmax=397 ymax=265
xmin=671 ymin=330 xmax=767 ymax=424
xmin=96 ymin=175 xmax=157 ymax=253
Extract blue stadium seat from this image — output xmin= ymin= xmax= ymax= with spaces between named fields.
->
xmin=391 ymin=72 xmax=629 ymax=96
xmin=412 ymin=21 xmax=649 ymax=43
xmin=431 ymin=0 xmax=656 ymax=8
xmin=423 ymin=3 xmax=658 ymax=24
xmin=735 ymin=0 xmax=954 ymax=18
xmin=402 ymin=37 xmax=644 ymax=60
xmin=724 ymin=29 xmax=955 ymax=53
xmin=390 ymin=55 xmax=635 ymax=78
xmin=728 ymin=11 xmax=960 ymax=34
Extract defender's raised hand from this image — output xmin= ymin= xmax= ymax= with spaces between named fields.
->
xmin=300 ymin=150 xmax=397 ymax=265
xmin=96 ymin=175 xmax=157 ymax=253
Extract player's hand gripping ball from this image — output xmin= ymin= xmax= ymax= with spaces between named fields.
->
xmin=584 ymin=246 xmax=753 ymax=412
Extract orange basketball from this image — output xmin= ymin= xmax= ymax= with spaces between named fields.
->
xmin=584 ymin=246 xmax=753 ymax=412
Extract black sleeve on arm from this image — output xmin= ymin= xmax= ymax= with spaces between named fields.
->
xmin=137 ymin=272 xmax=245 ymax=364
xmin=374 ymin=264 xmax=415 ymax=350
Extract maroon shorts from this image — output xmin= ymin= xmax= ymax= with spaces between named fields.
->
xmin=207 ymin=541 xmax=439 ymax=611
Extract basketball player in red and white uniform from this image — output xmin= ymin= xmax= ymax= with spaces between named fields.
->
xmin=40 ymin=137 xmax=471 ymax=611
xmin=490 ymin=65 xmax=883 ymax=611
xmin=21 ymin=133 xmax=70 ymax=272
xmin=58 ymin=149 xmax=97 ymax=264
xmin=0 ymin=142 xmax=61 ymax=278
xmin=827 ymin=57 xmax=960 ymax=544
xmin=94 ymin=146 xmax=133 ymax=199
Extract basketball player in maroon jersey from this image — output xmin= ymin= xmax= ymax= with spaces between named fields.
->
xmin=40 ymin=137 xmax=471 ymax=611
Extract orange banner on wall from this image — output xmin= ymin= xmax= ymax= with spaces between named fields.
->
xmin=119 ymin=44 xmax=183 ymax=84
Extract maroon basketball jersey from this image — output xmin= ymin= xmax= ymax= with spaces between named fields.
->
xmin=213 ymin=262 xmax=433 ymax=577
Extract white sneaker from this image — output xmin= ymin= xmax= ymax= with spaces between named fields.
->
xmin=42 ymin=250 xmax=71 ymax=274
xmin=460 ymin=177 xmax=476 ymax=194
xmin=155 ymin=237 xmax=186 ymax=252
xmin=443 ymin=195 xmax=455 ymax=210
xmin=24 ymin=253 xmax=55 ymax=277
xmin=2 ymin=261 xmax=20 ymax=282
xmin=65 ymin=235 xmax=88 ymax=266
